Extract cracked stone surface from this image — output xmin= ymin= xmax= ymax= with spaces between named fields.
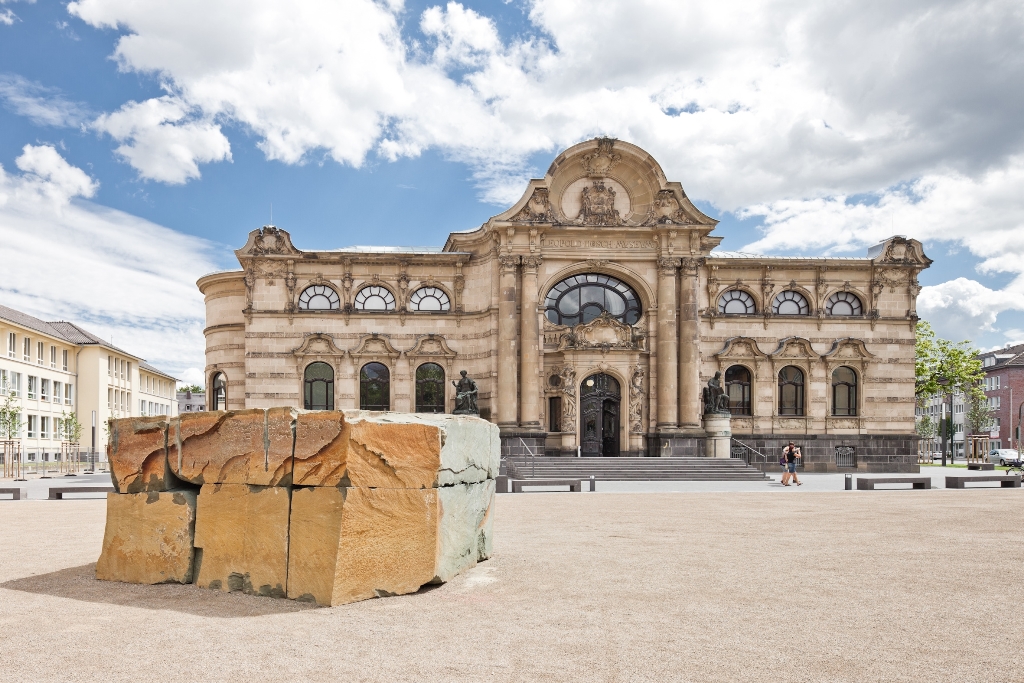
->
xmin=107 ymin=418 xmax=176 ymax=493
xmin=95 ymin=490 xmax=197 ymax=584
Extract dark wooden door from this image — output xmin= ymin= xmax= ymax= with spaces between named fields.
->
xmin=579 ymin=373 xmax=621 ymax=457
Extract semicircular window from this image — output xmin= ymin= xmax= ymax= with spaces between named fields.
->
xmin=298 ymin=285 xmax=340 ymax=311
xmin=409 ymin=287 xmax=451 ymax=312
xmin=826 ymin=291 xmax=863 ymax=316
xmin=544 ymin=274 xmax=641 ymax=326
xmin=354 ymin=286 xmax=396 ymax=311
xmin=718 ymin=290 xmax=755 ymax=314
xmin=772 ymin=291 xmax=810 ymax=316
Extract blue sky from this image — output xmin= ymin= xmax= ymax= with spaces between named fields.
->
xmin=2 ymin=0 xmax=1023 ymax=384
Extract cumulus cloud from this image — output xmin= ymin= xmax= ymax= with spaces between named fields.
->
xmin=918 ymin=278 xmax=1024 ymax=341
xmin=0 ymin=144 xmax=227 ymax=377
xmin=0 ymin=74 xmax=89 ymax=127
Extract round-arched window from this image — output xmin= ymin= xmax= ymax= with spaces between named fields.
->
xmin=303 ymin=362 xmax=334 ymax=411
xmin=354 ymin=286 xmax=396 ymax=311
xmin=360 ymin=362 xmax=390 ymax=411
xmin=725 ymin=365 xmax=752 ymax=415
xmin=544 ymin=273 xmax=641 ymax=326
xmin=826 ymin=292 xmax=863 ymax=316
xmin=832 ymin=366 xmax=858 ymax=416
xmin=409 ymin=287 xmax=450 ymax=312
xmin=415 ymin=363 xmax=445 ymax=413
xmin=772 ymin=291 xmax=810 ymax=315
xmin=211 ymin=372 xmax=226 ymax=411
xmin=298 ymin=285 xmax=340 ymax=311
xmin=778 ymin=365 xmax=805 ymax=415
xmin=718 ymin=290 xmax=755 ymax=314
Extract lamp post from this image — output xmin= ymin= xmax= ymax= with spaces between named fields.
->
xmin=937 ymin=378 xmax=950 ymax=467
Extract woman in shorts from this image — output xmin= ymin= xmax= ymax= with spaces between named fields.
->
xmin=781 ymin=442 xmax=802 ymax=486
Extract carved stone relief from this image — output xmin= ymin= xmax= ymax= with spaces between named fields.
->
xmin=629 ymin=364 xmax=645 ymax=434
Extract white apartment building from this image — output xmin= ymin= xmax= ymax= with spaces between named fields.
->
xmin=0 ymin=305 xmax=178 ymax=461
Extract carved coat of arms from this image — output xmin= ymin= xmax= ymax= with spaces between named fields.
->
xmin=576 ymin=181 xmax=623 ymax=226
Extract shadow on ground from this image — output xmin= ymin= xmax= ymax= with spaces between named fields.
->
xmin=0 ymin=564 xmax=317 ymax=617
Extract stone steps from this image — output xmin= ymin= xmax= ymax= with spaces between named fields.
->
xmin=505 ymin=457 xmax=769 ymax=481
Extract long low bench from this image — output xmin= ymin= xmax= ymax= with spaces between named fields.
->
xmin=0 ymin=487 xmax=23 ymax=500
xmin=967 ymin=463 xmax=995 ymax=471
xmin=856 ymin=477 xmax=931 ymax=490
xmin=48 ymin=486 xmax=114 ymax=500
xmin=511 ymin=479 xmax=583 ymax=493
xmin=946 ymin=475 xmax=1021 ymax=489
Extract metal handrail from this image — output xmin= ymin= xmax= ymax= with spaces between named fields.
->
xmin=731 ymin=439 xmax=771 ymax=466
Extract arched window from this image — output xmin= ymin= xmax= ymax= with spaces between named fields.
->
xmin=354 ymin=286 xmax=396 ymax=311
xmin=298 ymin=285 xmax=340 ymax=311
xmin=409 ymin=287 xmax=451 ymax=312
xmin=303 ymin=362 xmax=334 ymax=410
xmin=778 ymin=366 xmax=805 ymax=416
xmin=544 ymin=273 xmax=641 ymax=326
xmin=211 ymin=372 xmax=226 ymax=411
xmin=832 ymin=366 xmax=858 ymax=416
xmin=826 ymin=292 xmax=863 ymax=316
xmin=725 ymin=365 xmax=752 ymax=416
xmin=772 ymin=291 xmax=810 ymax=315
xmin=360 ymin=362 xmax=390 ymax=411
xmin=415 ymin=363 xmax=445 ymax=413
xmin=718 ymin=290 xmax=755 ymax=314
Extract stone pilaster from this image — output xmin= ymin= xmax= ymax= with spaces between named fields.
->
xmin=656 ymin=257 xmax=680 ymax=430
xmin=519 ymin=255 xmax=542 ymax=429
xmin=678 ymin=257 xmax=704 ymax=429
xmin=497 ymin=254 xmax=520 ymax=428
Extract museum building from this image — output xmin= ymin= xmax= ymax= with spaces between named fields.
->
xmin=198 ymin=138 xmax=930 ymax=471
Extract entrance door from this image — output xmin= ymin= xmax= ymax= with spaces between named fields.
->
xmin=580 ymin=373 xmax=621 ymax=457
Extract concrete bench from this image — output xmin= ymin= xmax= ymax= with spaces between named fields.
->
xmin=495 ymin=475 xmax=509 ymax=494
xmin=946 ymin=475 xmax=1021 ymax=489
xmin=856 ymin=477 xmax=931 ymax=490
xmin=511 ymin=479 xmax=582 ymax=493
xmin=48 ymin=486 xmax=114 ymax=500
xmin=967 ymin=463 xmax=995 ymax=471
xmin=0 ymin=487 xmax=23 ymax=500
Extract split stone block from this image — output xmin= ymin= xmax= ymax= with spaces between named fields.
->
xmin=291 ymin=410 xmax=499 ymax=489
xmin=436 ymin=479 xmax=495 ymax=582
xmin=95 ymin=490 xmax=197 ymax=584
xmin=193 ymin=483 xmax=290 ymax=597
xmin=170 ymin=408 xmax=296 ymax=486
xmin=107 ymin=417 xmax=176 ymax=493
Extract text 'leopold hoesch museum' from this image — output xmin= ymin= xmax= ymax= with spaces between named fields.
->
xmin=199 ymin=138 xmax=931 ymax=472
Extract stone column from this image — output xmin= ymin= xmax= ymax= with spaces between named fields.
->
xmin=519 ymin=256 xmax=542 ymax=429
xmin=497 ymin=255 xmax=520 ymax=428
xmin=656 ymin=258 xmax=680 ymax=430
xmin=678 ymin=258 xmax=704 ymax=429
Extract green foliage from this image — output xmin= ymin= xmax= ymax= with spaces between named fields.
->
xmin=60 ymin=410 xmax=84 ymax=444
xmin=0 ymin=377 xmax=21 ymax=440
xmin=964 ymin=394 xmax=995 ymax=436
xmin=916 ymin=414 xmax=937 ymax=439
xmin=177 ymin=384 xmax=203 ymax=394
xmin=915 ymin=321 xmax=985 ymax=401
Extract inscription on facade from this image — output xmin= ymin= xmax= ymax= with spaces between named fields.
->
xmin=540 ymin=239 xmax=658 ymax=249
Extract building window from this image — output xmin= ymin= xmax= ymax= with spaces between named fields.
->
xmin=62 ymin=349 xmax=68 ymax=371
xmin=544 ymin=273 xmax=641 ymax=326
xmin=126 ymin=362 xmax=131 ymax=384
xmin=354 ymin=286 xmax=396 ymax=311
xmin=23 ymin=337 xmax=30 ymax=361
xmin=40 ymin=416 xmax=49 ymax=440
xmin=53 ymin=381 xmax=61 ymax=403
xmin=26 ymin=415 xmax=36 ymax=439
xmin=50 ymin=346 xmax=56 ymax=368
xmin=303 ymin=362 xmax=335 ymax=411
xmin=37 ymin=341 xmax=43 ymax=364
xmin=414 ymin=363 xmax=445 ymax=413
xmin=40 ymin=379 xmax=49 ymax=402
xmin=724 ymin=365 xmax=752 ymax=416
xmin=27 ymin=376 xmax=37 ymax=399
xmin=0 ymin=369 xmax=6 ymax=393
xmin=832 ymin=366 xmax=858 ymax=416
xmin=108 ymin=355 xmax=113 ymax=377
xmin=772 ymin=291 xmax=810 ymax=315
xmin=718 ymin=290 xmax=756 ymax=314
xmin=7 ymin=332 xmax=14 ymax=358
xmin=983 ymin=356 xmax=996 ymax=368
xmin=211 ymin=373 xmax=226 ymax=410
xmin=10 ymin=372 xmax=20 ymax=396
xmin=778 ymin=366 xmax=805 ymax=416
xmin=359 ymin=362 xmax=391 ymax=411
xmin=107 ymin=388 xmax=113 ymax=409
xmin=549 ymin=396 xmax=562 ymax=432
xmin=826 ymin=292 xmax=863 ymax=316
xmin=298 ymin=285 xmax=341 ymax=311
xmin=989 ymin=396 xmax=1002 ymax=410
xmin=409 ymin=288 xmax=451 ymax=312
xmin=64 ymin=383 xmax=72 ymax=404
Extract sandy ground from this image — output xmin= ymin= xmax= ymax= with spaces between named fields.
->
xmin=0 ymin=491 xmax=1022 ymax=682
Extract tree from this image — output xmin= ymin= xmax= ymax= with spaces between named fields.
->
xmin=915 ymin=321 xmax=985 ymax=402
xmin=60 ymin=410 xmax=84 ymax=444
xmin=964 ymin=394 xmax=995 ymax=437
xmin=0 ymin=377 xmax=21 ymax=440
xmin=177 ymin=384 xmax=203 ymax=394
xmin=916 ymin=413 xmax=937 ymax=439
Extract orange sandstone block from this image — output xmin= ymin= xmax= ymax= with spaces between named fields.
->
xmin=170 ymin=409 xmax=295 ymax=486
xmin=95 ymin=490 xmax=197 ymax=584
xmin=107 ymin=417 xmax=175 ymax=493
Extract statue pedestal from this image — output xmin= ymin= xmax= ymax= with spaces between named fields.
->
xmin=702 ymin=413 xmax=732 ymax=458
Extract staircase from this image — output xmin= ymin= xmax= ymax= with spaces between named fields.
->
xmin=505 ymin=457 xmax=769 ymax=481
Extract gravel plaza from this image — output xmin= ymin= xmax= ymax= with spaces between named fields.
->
xmin=1 ymin=480 xmax=1022 ymax=682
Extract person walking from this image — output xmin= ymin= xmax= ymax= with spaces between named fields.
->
xmin=780 ymin=442 xmax=802 ymax=486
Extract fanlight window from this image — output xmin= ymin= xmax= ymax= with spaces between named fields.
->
xmin=360 ymin=362 xmax=390 ymax=411
xmin=354 ymin=286 xmax=396 ymax=311
xmin=415 ymin=363 xmax=445 ymax=413
xmin=545 ymin=274 xmax=641 ymax=326
xmin=725 ymin=365 xmax=752 ymax=416
xmin=772 ymin=291 xmax=810 ymax=315
xmin=409 ymin=287 xmax=451 ymax=312
xmin=718 ymin=290 xmax=755 ymax=315
xmin=826 ymin=292 xmax=863 ymax=316
xmin=832 ymin=366 xmax=858 ymax=416
xmin=298 ymin=285 xmax=340 ymax=311
xmin=778 ymin=365 xmax=805 ymax=416
xmin=211 ymin=372 xmax=226 ymax=411
xmin=303 ymin=362 xmax=334 ymax=410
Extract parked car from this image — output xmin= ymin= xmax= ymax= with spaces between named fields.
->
xmin=989 ymin=449 xmax=1022 ymax=466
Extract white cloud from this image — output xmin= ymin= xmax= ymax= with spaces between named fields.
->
xmin=91 ymin=96 xmax=231 ymax=183
xmin=0 ymin=74 xmax=89 ymax=127
xmin=0 ymin=144 xmax=228 ymax=377
xmin=0 ymin=9 xmax=16 ymax=25
xmin=918 ymin=278 xmax=1024 ymax=341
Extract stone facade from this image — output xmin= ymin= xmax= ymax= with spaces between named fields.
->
xmin=199 ymin=138 xmax=931 ymax=472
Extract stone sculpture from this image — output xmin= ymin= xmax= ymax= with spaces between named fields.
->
xmin=702 ymin=371 xmax=731 ymax=415
xmin=97 ymin=410 xmax=499 ymax=606
xmin=452 ymin=370 xmax=479 ymax=415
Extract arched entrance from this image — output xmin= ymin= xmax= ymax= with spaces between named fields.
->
xmin=580 ymin=373 xmax=620 ymax=457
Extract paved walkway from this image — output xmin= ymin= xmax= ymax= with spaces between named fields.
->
xmin=0 ymin=471 xmax=113 ymax=499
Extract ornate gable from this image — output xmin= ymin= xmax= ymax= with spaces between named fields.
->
xmin=714 ymin=337 xmax=768 ymax=369
xmin=236 ymin=225 xmax=301 ymax=258
xmin=869 ymin=236 xmax=932 ymax=267
xmin=350 ymin=333 xmax=401 ymax=364
xmin=821 ymin=338 xmax=875 ymax=362
xmin=769 ymin=337 xmax=818 ymax=362
xmin=291 ymin=333 xmax=345 ymax=373
xmin=557 ymin=312 xmax=646 ymax=351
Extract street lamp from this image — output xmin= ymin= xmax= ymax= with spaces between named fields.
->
xmin=937 ymin=378 xmax=950 ymax=467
